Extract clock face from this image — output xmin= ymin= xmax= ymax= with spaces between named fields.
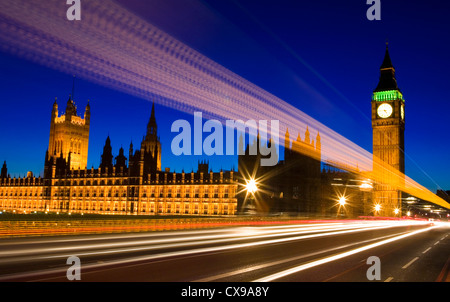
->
xmin=401 ymin=105 xmax=404 ymax=120
xmin=377 ymin=103 xmax=393 ymax=118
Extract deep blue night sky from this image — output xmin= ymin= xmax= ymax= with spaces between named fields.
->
xmin=0 ymin=0 xmax=449 ymax=192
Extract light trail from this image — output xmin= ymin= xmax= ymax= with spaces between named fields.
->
xmin=0 ymin=1 xmax=448 ymax=209
xmin=253 ymin=224 xmax=440 ymax=282
xmin=0 ymin=222 xmax=356 ymax=259
xmin=0 ymin=220 xmax=434 ymax=281
xmin=194 ymin=230 xmax=413 ymax=282
xmin=0 ymin=221 xmax=430 ymax=269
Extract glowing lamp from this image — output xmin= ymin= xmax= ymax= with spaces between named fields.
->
xmin=245 ymin=178 xmax=258 ymax=194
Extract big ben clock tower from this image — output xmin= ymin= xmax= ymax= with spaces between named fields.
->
xmin=371 ymin=44 xmax=405 ymax=217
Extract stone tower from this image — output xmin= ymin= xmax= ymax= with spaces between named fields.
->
xmin=371 ymin=44 xmax=405 ymax=217
xmin=140 ymin=102 xmax=162 ymax=172
xmin=48 ymin=93 xmax=90 ymax=170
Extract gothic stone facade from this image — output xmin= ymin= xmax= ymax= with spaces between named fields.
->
xmin=0 ymin=97 xmax=237 ymax=216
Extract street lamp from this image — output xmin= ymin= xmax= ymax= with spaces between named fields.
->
xmin=242 ymin=177 xmax=259 ymax=215
xmin=336 ymin=195 xmax=348 ymax=218
xmin=245 ymin=178 xmax=258 ymax=195
xmin=338 ymin=196 xmax=347 ymax=206
xmin=374 ymin=204 xmax=381 ymax=214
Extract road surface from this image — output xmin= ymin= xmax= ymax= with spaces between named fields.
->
xmin=0 ymin=220 xmax=448 ymax=283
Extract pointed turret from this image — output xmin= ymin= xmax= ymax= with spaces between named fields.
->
xmin=129 ymin=140 xmax=134 ymax=156
xmin=84 ymin=99 xmax=91 ymax=125
xmin=65 ymin=96 xmax=77 ymax=120
xmin=115 ymin=146 xmax=127 ymax=170
xmin=380 ymin=43 xmax=394 ymax=70
xmin=1 ymin=161 xmax=7 ymax=179
xmin=374 ymin=43 xmax=399 ymax=92
xmin=304 ymin=126 xmax=310 ymax=145
xmin=100 ymin=136 xmax=113 ymax=171
xmin=238 ymin=133 xmax=244 ymax=155
xmin=284 ymin=128 xmax=291 ymax=150
xmin=52 ymin=97 xmax=58 ymax=112
xmin=141 ymin=101 xmax=162 ymax=172
xmin=147 ymin=101 xmax=157 ymax=136
xmin=316 ymin=131 xmax=321 ymax=151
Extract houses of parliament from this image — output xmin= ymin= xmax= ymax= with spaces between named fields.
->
xmin=0 ymin=96 xmax=239 ymax=216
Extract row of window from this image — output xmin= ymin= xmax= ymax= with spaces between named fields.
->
xmin=0 ymin=177 xmax=234 ymax=186
xmin=51 ymin=179 xmax=234 ymax=185
xmin=0 ymin=187 xmax=235 ymax=197
xmin=1 ymin=201 xmax=235 ymax=215
xmin=0 ymin=193 xmax=233 ymax=199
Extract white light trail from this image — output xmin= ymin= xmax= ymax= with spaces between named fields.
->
xmin=253 ymin=224 xmax=439 ymax=282
xmin=0 ymin=221 xmax=429 ymax=268
xmin=0 ymin=222 xmax=352 ymax=259
xmin=0 ymin=220 xmax=434 ymax=281
xmin=194 ymin=229 xmax=411 ymax=282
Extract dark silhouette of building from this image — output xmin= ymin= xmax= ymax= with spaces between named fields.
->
xmin=99 ymin=136 xmax=114 ymax=171
xmin=1 ymin=161 xmax=7 ymax=179
xmin=437 ymin=190 xmax=450 ymax=203
xmin=237 ymin=127 xmax=321 ymax=215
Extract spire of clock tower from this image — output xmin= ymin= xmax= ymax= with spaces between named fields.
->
xmin=374 ymin=43 xmax=399 ymax=92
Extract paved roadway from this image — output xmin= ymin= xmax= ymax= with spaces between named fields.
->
xmin=0 ymin=220 xmax=448 ymax=283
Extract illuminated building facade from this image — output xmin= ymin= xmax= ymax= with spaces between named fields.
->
xmin=0 ymin=97 xmax=237 ymax=216
xmin=48 ymin=96 xmax=90 ymax=170
xmin=371 ymin=45 xmax=406 ymax=217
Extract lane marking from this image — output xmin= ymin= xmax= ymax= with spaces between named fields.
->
xmin=194 ymin=232 xmax=404 ymax=282
xmin=422 ymin=247 xmax=432 ymax=254
xmin=434 ymin=241 xmax=440 ymax=245
xmin=402 ymin=257 xmax=419 ymax=269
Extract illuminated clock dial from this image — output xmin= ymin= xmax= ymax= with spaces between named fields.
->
xmin=377 ymin=103 xmax=393 ymax=118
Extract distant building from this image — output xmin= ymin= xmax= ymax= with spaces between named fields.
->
xmin=436 ymin=190 xmax=450 ymax=203
xmin=237 ymin=127 xmax=322 ymax=215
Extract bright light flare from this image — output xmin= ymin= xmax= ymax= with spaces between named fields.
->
xmin=245 ymin=178 xmax=258 ymax=194
xmin=338 ymin=196 xmax=347 ymax=206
